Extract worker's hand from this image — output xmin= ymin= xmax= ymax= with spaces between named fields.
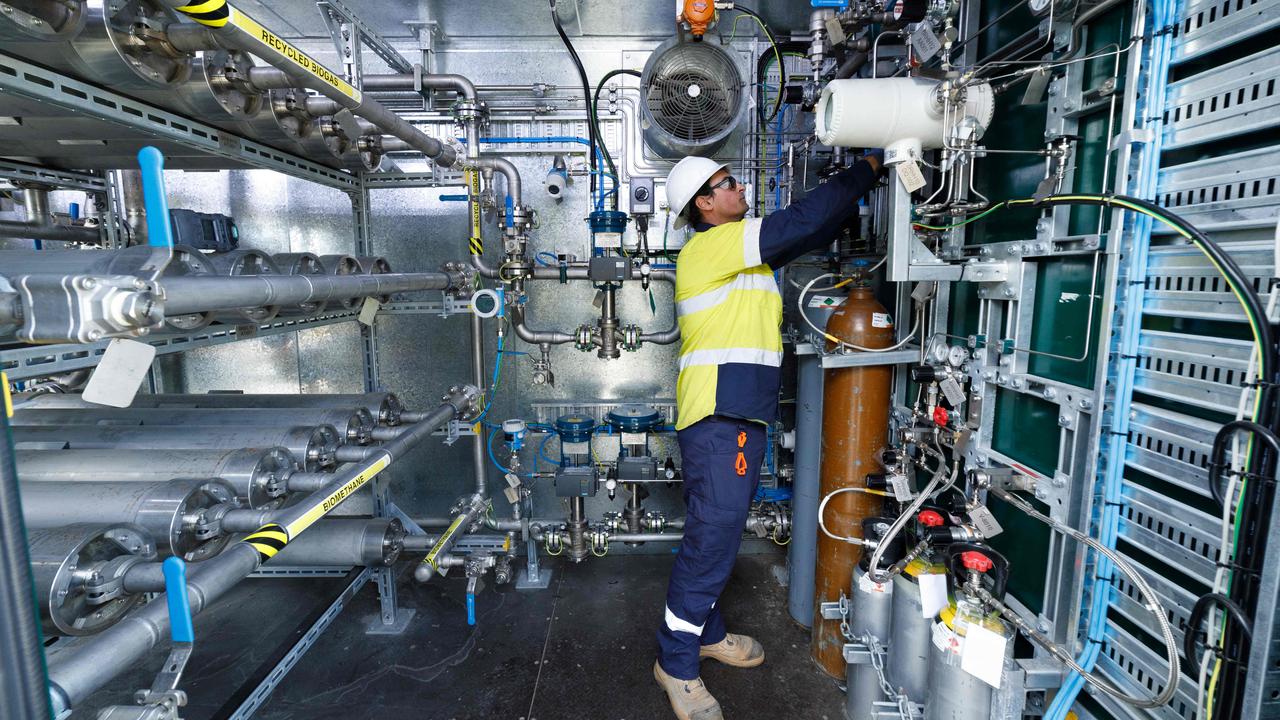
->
xmin=864 ymin=149 xmax=885 ymax=175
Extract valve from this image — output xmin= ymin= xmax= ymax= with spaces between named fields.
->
xmin=918 ymin=509 xmax=945 ymax=528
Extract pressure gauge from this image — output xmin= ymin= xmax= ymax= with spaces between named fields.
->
xmin=947 ymin=345 xmax=968 ymax=368
xmin=927 ymin=336 xmax=951 ymax=364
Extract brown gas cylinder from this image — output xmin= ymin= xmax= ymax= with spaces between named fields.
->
xmin=810 ymin=285 xmax=896 ymax=678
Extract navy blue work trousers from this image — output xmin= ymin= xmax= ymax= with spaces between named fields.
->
xmin=656 ymin=415 xmax=765 ymax=680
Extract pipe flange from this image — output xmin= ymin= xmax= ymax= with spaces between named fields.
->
xmin=452 ymin=99 xmax=485 ymax=123
xmin=30 ymin=523 xmax=157 ymax=637
xmin=439 ymin=261 xmax=476 ymax=297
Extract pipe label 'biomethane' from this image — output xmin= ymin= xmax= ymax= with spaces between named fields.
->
xmin=240 ymin=454 xmax=392 ymax=563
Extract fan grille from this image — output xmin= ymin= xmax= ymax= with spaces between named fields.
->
xmin=644 ymin=41 xmax=743 ymax=144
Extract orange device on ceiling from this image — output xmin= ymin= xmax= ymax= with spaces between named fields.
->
xmin=680 ymin=0 xmax=717 ymax=38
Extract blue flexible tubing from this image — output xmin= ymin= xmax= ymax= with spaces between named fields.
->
xmin=1045 ymin=0 xmax=1176 ymax=715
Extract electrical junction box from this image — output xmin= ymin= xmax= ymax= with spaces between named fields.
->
xmin=555 ymin=465 xmax=597 ymax=497
xmin=589 ymin=256 xmax=629 ymax=282
xmin=630 ymin=177 xmax=655 ymax=215
xmin=616 ymin=456 xmax=658 ymax=482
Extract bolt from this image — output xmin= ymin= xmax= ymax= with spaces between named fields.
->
xmin=1007 ymin=245 xmax=1020 ymax=256
xmin=1011 ymin=378 xmax=1022 ymax=389
xmin=1080 ymin=398 xmax=1093 ymax=410
xmin=1043 ymin=387 xmax=1057 ymax=400
xmin=1034 ymin=242 xmax=1048 ymax=253
xmin=78 ymin=277 xmax=97 ymax=290
xmin=87 ymin=330 xmax=102 ymax=341
xmin=1053 ymin=475 xmax=1066 ymax=487
xmin=980 ymin=247 xmax=991 ymax=257
xmin=1058 ymin=414 xmax=1071 ymax=427
xmin=1003 ymin=288 xmax=1015 ymax=298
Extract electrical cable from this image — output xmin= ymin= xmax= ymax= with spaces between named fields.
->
xmin=591 ymin=68 xmax=642 ymax=211
xmin=988 ymin=486 xmax=1181 ymax=708
xmin=549 ymin=0 xmax=598 ymax=199
xmin=732 ymin=5 xmax=784 ymax=123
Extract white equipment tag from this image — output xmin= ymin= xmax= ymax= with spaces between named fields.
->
xmin=918 ymin=572 xmax=950 ymax=618
xmin=960 ymin=623 xmax=1008 ymax=688
xmin=358 ymin=297 xmax=381 ymax=326
xmin=82 ymin=338 xmax=156 ymax=408
xmin=898 ymin=160 xmax=927 ymax=193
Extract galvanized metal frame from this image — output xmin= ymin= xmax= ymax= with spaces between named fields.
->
xmin=0 ymin=51 xmax=357 ymax=191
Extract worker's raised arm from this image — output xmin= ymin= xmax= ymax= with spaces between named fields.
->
xmin=758 ymin=156 xmax=881 ymax=269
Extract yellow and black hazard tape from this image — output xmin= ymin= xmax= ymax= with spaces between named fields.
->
xmin=243 ymin=523 xmax=289 ymax=563
xmin=423 ymin=514 xmax=466 ymax=571
xmin=469 ymin=236 xmax=484 ymax=256
xmin=174 ymin=0 xmax=231 ymax=27
xmin=1 ymin=371 xmax=12 ymax=418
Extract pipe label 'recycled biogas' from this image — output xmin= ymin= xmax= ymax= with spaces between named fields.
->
xmin=174 ymin=1 xmax=363 ymax=103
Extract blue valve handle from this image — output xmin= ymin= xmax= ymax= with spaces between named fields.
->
xmin=810 ymin=0 xmax=850 ymax=6
xmin=162 ymin=556 xmax=195 ymax=644
xmin=439 ymin=195 xmax=470 ymax=202
xmin=504 ymin=195 xmax=514 ymax=228
xmin=466 ymin=592 xmax=476 ymax=626
xmin=137 ymin=147 xmax=175 ymax=250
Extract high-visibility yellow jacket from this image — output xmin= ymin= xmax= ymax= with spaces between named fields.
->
xmin=674 ymin=160 xmax=879 ymax=431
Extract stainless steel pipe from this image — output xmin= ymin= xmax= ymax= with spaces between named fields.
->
xmin=10 ymin=424 xmax=341 ymax=472
xmin=44 ymin=384 xmax=477 ymax=714
xmin=160 ymin=9 xmax=458 ymax=168
xmin=159 ymin=271 xmax=455 ymax=315
xmin=10 ymin=406 xmax=376 ymax=446
xmin=12 ymin=447 xmax=295 ymax=508
xmin=16 ymin=390 xmax=408 ymax=426
xmin=268 ymin=518 xmax=404 ymax=567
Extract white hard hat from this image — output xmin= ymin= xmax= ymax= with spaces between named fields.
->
xmin=666 ymin=156 xmax=730 ymax=230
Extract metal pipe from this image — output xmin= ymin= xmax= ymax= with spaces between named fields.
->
xmin=470 ymin=311 xmax=488 ymax=497
xmin=121 ymin=562 xmax=167 ymax=595
xmin=509 ymin=295 xmax=574 ymax=345
xmin=0 ymin=220 xmax=101 ymax=243
xmin=268 ymin=518 xmax=403 ymax=567
xmin=787 ymin=352 xmax=824 ymax=627
xmin=10 ymin=424 xmax=341 ymax=472
xmin=244 ymin=66 xmax=296 ymax=91
xmin=12 ymin=447 xmax=295 ymax=509
xmin=45 ymin=385 xmax=478 ymax=714
xmin=361 ymin=72 xmax=478 ymax=102
xmin=608 ymin=533 xmax=683 ymax=543
xmin=158 ymin=11 xmax=458 ymax=168
xmin=0 ymin=392 xmax=53 ymax=719
xmin=158 ymin=271 xmax=457 ymax=315
xmin=17 ymin=391 xmax=407 ymax=426
xmin=10 ymin=406 xmax=375 ymax=446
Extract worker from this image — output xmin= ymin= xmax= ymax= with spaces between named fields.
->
xmin=654 ymin=151 xmax=883 ymax=720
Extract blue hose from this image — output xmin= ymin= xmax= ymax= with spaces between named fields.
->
xmin=1045 ymin=1 xmax=1177 ymax=715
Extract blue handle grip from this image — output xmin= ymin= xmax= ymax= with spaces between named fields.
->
xmin=810 ymin=0 xmax=849 ymax=5
xmin=466 ymin=593 xmax=476 ymax=626
xmin=504 ymin=195 xmax=514 ymax=229
xmin=162 ymin=556 xmax=195 ymax=644
xmin=137 ymin=146 xmax=174 ymax=250
xmin=440 ymin=195 xmax=470 ymax=202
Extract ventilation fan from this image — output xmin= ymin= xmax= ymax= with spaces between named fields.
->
xmin=640 ymin=37 xmax=746 ymax=158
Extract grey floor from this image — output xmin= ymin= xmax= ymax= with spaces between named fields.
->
xmin=65 ymin=551 xmax=846 ymax=719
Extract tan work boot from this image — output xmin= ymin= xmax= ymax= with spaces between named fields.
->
xmin=654 ymin=660 xmax=724 ymax=720
xmin=699 ymin=633 xmax=765 ymax=668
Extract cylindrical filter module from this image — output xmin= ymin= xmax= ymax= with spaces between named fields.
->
xmin=20 ymin=478 xmax=237 ymax=561
xmin=268 ymin=518 xmax=405 ymax=567
xmin=10 ymin=424 xmax=341 ymax=472
xmin=29 ymin=523 xmax=156 ymax=636
xmin=13 ymin=447 xmax=296 ymax=508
